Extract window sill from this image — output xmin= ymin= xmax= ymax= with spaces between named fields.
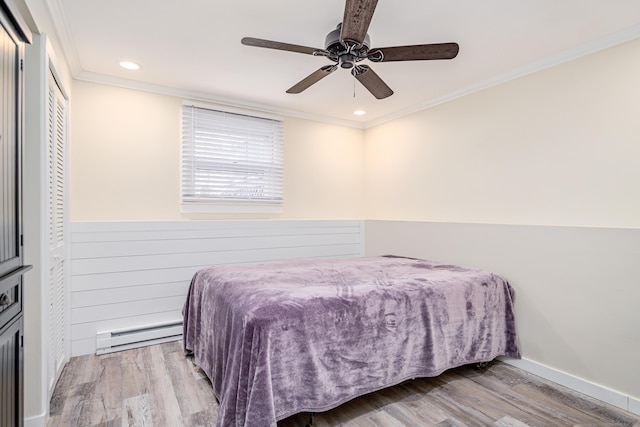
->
xmin=180 ymin=203 xmax=283 ymax=214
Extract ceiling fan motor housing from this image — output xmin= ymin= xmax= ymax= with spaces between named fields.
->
xmin=325 ymin=24 xmax=370 ymax=69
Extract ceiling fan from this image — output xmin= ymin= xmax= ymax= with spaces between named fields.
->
xmin=241 ymin=0 xmax=459 ymax=99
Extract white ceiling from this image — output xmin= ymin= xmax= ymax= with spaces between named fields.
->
xmin=53 ymin=0 xmax=640 ymax=127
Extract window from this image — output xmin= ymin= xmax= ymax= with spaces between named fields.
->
xmin=181 ymin=103 xmax=284 ymax=213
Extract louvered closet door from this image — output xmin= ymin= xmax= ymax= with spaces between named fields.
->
xmin=46 ymin=72 xmax=67 ymax=392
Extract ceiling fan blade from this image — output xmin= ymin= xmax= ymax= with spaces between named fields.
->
xmin=286 ymin=65 xmax=338 ymax=94
xmin=368 ymin=43 xmax=459 ymax=62
xmin=241 ymin=37 xmax=322 ymax=55
xmin=352 ymin=65 xmax=393 ymax=99
xmin=340 ymin=0 xmax=378 ymax=47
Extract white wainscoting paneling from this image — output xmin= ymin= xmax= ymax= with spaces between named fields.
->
xmin=630 ymin=396 xmax=640 ymax=416
xmin=71 ymin=220 xmax=364 ymax=355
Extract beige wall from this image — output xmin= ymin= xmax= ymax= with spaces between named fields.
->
xmin=70 ymin=80 xmax=365 ymax=221
xmin=364 ymin=39 xmax=640 ymax=401
xmin=365 ymin=38 xmax=640 ymax=228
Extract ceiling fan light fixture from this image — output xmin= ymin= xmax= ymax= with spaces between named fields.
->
xmin=119 ymin=60 xmax=141 ymax=70
xmin=339 ymin=54 xmax=357 ymax=69
xmin=353 ymin=109 xmax=366 ymax=116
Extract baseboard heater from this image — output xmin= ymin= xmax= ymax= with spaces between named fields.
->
xmin=96 ymin=320 xmax=183 ymax=355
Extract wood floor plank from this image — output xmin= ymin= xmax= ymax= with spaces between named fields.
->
xmin=122 ymin=394 xmax=153 ymax=427
xmin=463 ymin=364 xmax=606 ymax=426
xmin=426 ymin=386 xmax=497 ymax=426
xmin=89 ymin=355 xmax=123 ymax=425
xmin=58 ymin=382 xmax=97 ymax=427
xmin=483 ymin=363 xmax=638 ymax=426
xmin=49 ymin=356 xmax=82 ymax=416
xmin=145 ymin=344 xmax=184 ymax=426
xmin=120 ymin=347 xmax=150 ymax=400
xmin=160 ymin=340 xmax=182 ymax=355
xmin=394 ymin=380 xmax=460 ymax=424
xmin=365 ymin=383 xmax=443 ymax=425
xmin=186 ymin=356 xmax=209 ymax=382
xmin=97 ymin=418 xmax=123 ymax=427
xmin=182 ymin=409 xmax=216 ymax=427
xmin=47 ymin=342 xmax=640 ymax=427
xmin=77 ymin=351 xmax=103 ymax=385
xmin=193 ymin=376 xmax=218 ymax=418
xmin=164 ymin=350 xmax=209 ymax=417
xmin=494 ymin=415 xmax=531 ymax=427
xmin=436 ymin=418 xmax=472 ymax=427
xmin=361 ymin=409 xmax=408 ymax=427
xmin=431 ymin=369 xmax=559 ymax=427
xmin=311 ymin=396 xmax=381 ymax=426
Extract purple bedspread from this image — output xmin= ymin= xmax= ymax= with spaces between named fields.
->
xmin=183 ymin=256 xmax=520 ymax=426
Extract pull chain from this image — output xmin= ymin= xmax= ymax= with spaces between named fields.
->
xmin=353 ymin=73 xmax=356 ymax=98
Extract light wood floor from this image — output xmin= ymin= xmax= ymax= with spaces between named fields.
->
xmin=48 ymin=341 xmax=640 ymax=427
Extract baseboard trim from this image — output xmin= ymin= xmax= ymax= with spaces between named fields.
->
xmin=24 ymin=412 xmax=46 ymax=427
xmin=500 ymin=357 xmax=639 ymax=416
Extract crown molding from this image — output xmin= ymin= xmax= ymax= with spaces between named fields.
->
xmin=74 ymin=71 xmax=366 ymax=129
xmin=364 ymin=23 xmax=640 ymax=129
xmin=44 ymin=0 xmax=84 ymax=75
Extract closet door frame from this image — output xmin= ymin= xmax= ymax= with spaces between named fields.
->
xmin=44 ymin=66 xmax=69 ymax=395
xmin=23 ymin=33 xmax=71 ymax=420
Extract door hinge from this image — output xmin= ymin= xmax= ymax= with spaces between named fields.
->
xmin=20 ymin=59 xmax=23 ymax=71
xmin=21 ymin=335 xmax=24 ymax=348
xmin=20 ymin=234 xmax=24 ymax=246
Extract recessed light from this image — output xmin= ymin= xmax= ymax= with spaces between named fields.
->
xmin=119 ymin=61 xmax=141 ymax=70
xmin=353 ymin=110 xmax=366 ymax=116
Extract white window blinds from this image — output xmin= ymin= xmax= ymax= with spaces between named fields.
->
xmin=181 ymin=104 xmax=284 ymax=212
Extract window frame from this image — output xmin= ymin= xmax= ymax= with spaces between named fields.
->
xmin=180 ymin=102 xmax=284 ymax=214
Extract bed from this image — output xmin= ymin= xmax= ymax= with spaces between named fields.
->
xmin=182 ymin=256 xmax=520 ymax=426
